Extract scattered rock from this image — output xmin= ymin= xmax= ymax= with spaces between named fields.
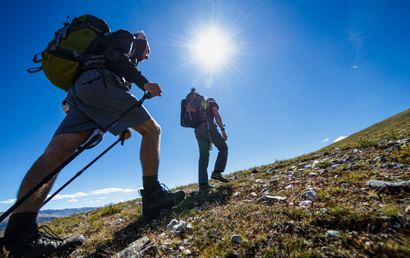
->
xmin=300 ymin=200 xmax=312 ymax=206
xmin=320 ymin=169 xmax=328 ymax=174
xmin=319 ymin=208 xmax=328 ymax=214
xmin=260 ymin=188 xmax=270 ymax=195
xmin=365 ymin=180 xmax=410 ymax=193
xmin=115 ymin=236 xmax=157 ymax=257
xmin=301 ymin=190 xmax=318 ymax=200
xmin=267 ymin=169 xmax=275 ymax=174
xmin=166 ymin=219 xmax=178 ymax=230
xmin=257 ymin=195 xmax=286 ymax=204
xmin=231 ymin=235 xmax=242 ymax=243
xmin=166 ymin=220 xmax=189 ymax=235
xmin=326 ymin=230 xmax=340 ymax=239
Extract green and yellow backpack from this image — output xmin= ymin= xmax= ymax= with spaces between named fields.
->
xmin=28 ymin=14 xmax=111 ymax=91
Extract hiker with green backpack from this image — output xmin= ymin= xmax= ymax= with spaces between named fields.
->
xmin=0 ymin=15 xmax=185 ymax=258
xmin=181 ymin=88 xmax=229 ymax=191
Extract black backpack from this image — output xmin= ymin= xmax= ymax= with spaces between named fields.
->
xmin=181 ymin=88 xmax=207 ymax=128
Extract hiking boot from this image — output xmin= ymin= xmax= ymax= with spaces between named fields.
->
xmin=4 ymin=221 xmax=84 ymax=258
xmin=140 ymin=182 xmax=185 ymax=217
xmin=211 ymin=172 xmax=230 ymax=183
xmin=199 ymin=184 xmax=215 ymax=192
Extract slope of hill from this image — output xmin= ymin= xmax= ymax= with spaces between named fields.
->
xmin=2 ymin=109 xmax=410 ymax=257
xmin=321 ymin=108 xmax=410 ymax=151
xmin=0 ymin=207 xmax=98 ymax=232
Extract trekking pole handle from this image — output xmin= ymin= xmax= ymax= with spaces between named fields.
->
xmin=142 ymin=91 xmax=151 ymax=101
xmin=120 ymin=129 xmax=128 ymax=146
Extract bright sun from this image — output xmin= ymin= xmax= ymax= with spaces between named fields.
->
xmin=188 ymin=26 xmax=234 ymax=71
xmin=173 ymin=2 xmax=253 ymax=89
xmin=194 ymin=32 xmax=228 ymax=65
xmin=178 ymin=14 xmax=244 ymax=88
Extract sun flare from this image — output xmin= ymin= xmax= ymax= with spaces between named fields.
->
xmin=194 ymin=32 xmax=229 ymax=65
xmin=186 ymin=25 xmax=236 ymax=74
xmin=172 ymin=2 xmax=253 ymax=90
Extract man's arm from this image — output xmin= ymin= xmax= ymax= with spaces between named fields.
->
xmin=103 ymin=30 xmax=149 ymax=90
xmin=102 ymin=30 xmax=162 ymax=98
xmin=212 ymin=106 xmax=227 ymax=141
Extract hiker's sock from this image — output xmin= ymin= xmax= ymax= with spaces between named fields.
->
xmin=4 ymin=212 xmax=38 ymax=238
xmin=143 ymin=175 xmax=159 ymax=190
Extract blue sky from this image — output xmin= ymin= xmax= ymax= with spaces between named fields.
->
xmin=1 ymin=0 xmax=409 ymax=211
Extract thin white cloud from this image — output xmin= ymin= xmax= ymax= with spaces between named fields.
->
xmin=68 ymin=199 xmax=78 ymax=202
xmin=0 ymin=199 xmax=16 ymax=204
xmin=334 ymin=136 xmax=347 ymax=142
xmin=48 ymin=188 xmax=136 ymax=201
xmin=352 ymin=66 xmax=358 ymax=68
xmin=50 ymin=192 xmax=89 ymax=200
xmin=99 ymin=197 xmax=107 ymax=200
xmin=321 ymin=138 xmax=329 ymax=143
xmin=91 ymin=188 xmax=135 ymax=195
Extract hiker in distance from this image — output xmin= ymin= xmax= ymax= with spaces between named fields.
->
xmin=194 ymin=92 xmax=229 ymax=191
xmin=2 ymin=20 xmax=185 ymax=257
xmin=181 ymin=88 xmax=229 ymax=191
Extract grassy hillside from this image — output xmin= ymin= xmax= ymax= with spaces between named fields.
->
xmin=2 ymin=108 xmax=410 ymax=257
xmin=320 ymin=108 xmax=410 ymax=152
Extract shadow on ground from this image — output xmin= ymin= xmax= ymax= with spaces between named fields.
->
xmin=85 ymin=184 xmax=233 ymax=257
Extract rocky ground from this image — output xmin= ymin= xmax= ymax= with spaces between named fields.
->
xmin=90 ymin=138 xmax=410 ymax=257
xmin=2 ymin=137 xmax=410 ymax=257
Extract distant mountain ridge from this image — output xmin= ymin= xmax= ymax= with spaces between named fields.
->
xmin=0 ymin=207 xmax=98 ymax=232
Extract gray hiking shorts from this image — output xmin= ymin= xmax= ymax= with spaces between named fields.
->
xmin=54 ymin=68 xmax=151 ymax=137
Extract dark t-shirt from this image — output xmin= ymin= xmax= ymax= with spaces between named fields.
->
xmin=205 ymin=98 xmax=219 ymax=121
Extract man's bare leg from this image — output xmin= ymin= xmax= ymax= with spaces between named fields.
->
xmin=132 ymin=118 xmax=161 ymax=177
xmin=13 ymin=129 xmax=93 ymax=214
xmin=132 ymin=118 xmax=185 ymax=216
xmin=3 ymin=131 xmax=91 ymax=255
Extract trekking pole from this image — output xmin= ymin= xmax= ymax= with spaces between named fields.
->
xmin=42 ymin=130 xmax=128 ymax=207
xmin=0 ymin=92 xmax=150 ymax=223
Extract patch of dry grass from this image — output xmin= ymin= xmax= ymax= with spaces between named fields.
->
xmin=2 ymin=109 xmax=410 ymax=257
